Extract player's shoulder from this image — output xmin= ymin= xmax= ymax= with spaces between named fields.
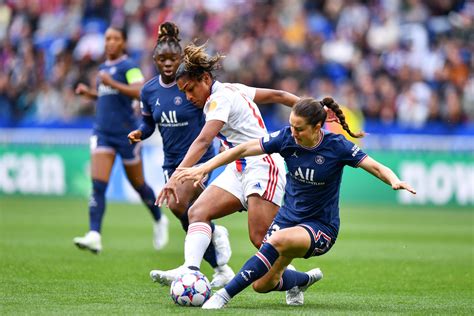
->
xmin=322 ymin=130 xmax=355 ymax=149
xmin=142 ymin=76 xmax=160 ymax=93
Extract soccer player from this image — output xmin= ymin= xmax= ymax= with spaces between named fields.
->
xmin=150 ymin=43 xmax=301 ymax=285
xmin=73 ymin=26 xmax=167 ymax=253
xmin=176 ymin=97 xmax=417 ymax=309
xmin=127 ymin=22 xmax=234 ymax=287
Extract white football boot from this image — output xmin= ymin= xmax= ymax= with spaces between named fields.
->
xmin=210 ymin=264 xmax=235 ymax=288
xmin=73 ymin=231 xmax=102 ymax=254
xmin=202 ymin=289 xmax=230 ymax=309
xmin=153 ymin=214 xmax=169 ymax=250
xmin=150 ymin=265 xmax=191 ymax=285
xmin=212 ymin=225 xmax=232 ymax=266
xmin=286 ymin=266 xmax=323 ymax=306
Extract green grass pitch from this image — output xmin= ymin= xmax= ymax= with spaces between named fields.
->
xmin=1 ymin=196 xmax=472 ymax=315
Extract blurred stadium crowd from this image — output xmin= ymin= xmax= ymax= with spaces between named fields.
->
xmin=0 ymin=0 xmax=473 ymax=129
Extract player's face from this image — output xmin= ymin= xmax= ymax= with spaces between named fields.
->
xmin=289 ymin=112 xmax=320 ymax=147
xmin=177 ymin=73 xmax=212 ymax=108
xmin=104 ymin=28 xmax=125 ymax=60
xmin=154 ymin=46 xmax=181 ymax=84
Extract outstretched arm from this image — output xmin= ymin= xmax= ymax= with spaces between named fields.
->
xmin=155 ymin=120 xmax=224 ymax=206
xmin=253 ymin=88 xmax=300 ymax=107
xmin=359 ymin=156 xmax=416 ymax=194
xmin=99 ymin=71 xmax=143 ymax=99
xmin=176 ymin=139 xmax=264 ymax=186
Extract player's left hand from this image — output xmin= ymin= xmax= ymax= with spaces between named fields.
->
xmin=98 ymin=71 xmax=113 ymax=86
xmin=392 ymin=181 xmax=416 ymax=195
xmin=156 ymin=177 xmax=179 ymax=206
xmin=176 ymin=167 xmax=206 ymax=187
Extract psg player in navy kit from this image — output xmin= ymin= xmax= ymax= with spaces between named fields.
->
xmin=177 ymin=97 xmax=416 ymax=309
xmin=73 ymin=26 xmax=166 ymax=254
xmin=127 ymin=22 xmax=235 ymax=287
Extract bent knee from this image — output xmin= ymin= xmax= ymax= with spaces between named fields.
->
xmin=187 ymin=204 xmax=210 ymax=223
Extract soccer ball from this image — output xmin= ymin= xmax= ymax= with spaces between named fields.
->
xmin=170 ymin=271 xmax=212 ymax=307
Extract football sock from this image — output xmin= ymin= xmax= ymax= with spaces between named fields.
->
xmin=179 ymin=211 xmax=218 ymax=268
xmin=272 ymin=269 xmax=310 ymax=291
xmin=89 ymin=179 xmax=108 ymax=232
xmin=184 ymin=222 xmax=212 ymax=269
xmin=224 ymin=242 xmax=280 ymax=298
xmin=135 ymin=183 xmax=161 ymax=221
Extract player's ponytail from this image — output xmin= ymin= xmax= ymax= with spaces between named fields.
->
xmin=292 ymin=97 xmax=364 ymax=139
xmin=321 ymin=97 xmax=365 ymax=138
xmin=153 ymin=21 xmax=181 ymax=59
xmin=176 ymin=43 xmax=224 ymax=81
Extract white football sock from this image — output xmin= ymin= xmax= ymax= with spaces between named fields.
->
xmin=184 ymin=222 xmax=212 ymax=268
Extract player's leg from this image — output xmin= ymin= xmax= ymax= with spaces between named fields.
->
xmin=150 ymin=185 xmax=242 ymax=285
xmin=73 ymin=137 xmax=116 ymax=253
xmin=165 ymin=177 xmax=234 ymax=287
xmin=203 ymin=227 xmax=319 ymax=309
xmin=247 ymin=195 xmax=279 ymax=248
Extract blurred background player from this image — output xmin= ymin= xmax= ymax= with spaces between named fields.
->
xmin=127 ymin=22 xmax=234 ymax=288
xmin=151 ymin=43 xmax=300 ymax=284
xmin=73 ymin=26 xmax=167 ymax=254
xmin=176 ymin=97 xmax=416 ymax=309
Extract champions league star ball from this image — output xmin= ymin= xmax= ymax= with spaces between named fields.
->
xmin=170 ymin=271 xmax=212 ymax=307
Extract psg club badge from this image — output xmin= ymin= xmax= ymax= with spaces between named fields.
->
xmin=315 ymin=155 xmax=325 ymax=165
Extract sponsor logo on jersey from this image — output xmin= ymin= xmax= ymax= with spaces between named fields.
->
xmin=155 ymin=98 xmax=161 ymax=107
xmin=315 ymin=155 xmax=325 ymax=164
xmin=174 ymin=96 xmax=183 ymax=105
xmin=97 ymin=84 xmax=119 ymax=96
xmin=109 ymin=66 xmax=117 ymax=75
xmin=291 ymin=151 xmax=298 ymax=158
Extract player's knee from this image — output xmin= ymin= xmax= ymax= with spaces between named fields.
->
xmin=267 ymin=231 xmax=288 ymax=254
xmin=167 ymin=199 xmax=186 ymax=217
xmin=187 ymin=204 xmax=209 ymax=223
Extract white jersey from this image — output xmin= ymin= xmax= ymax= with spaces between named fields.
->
xmin=204 ymin=81 xmax=268 ymax=172
xmin=204 ymin=81 xmax=286 ymax=208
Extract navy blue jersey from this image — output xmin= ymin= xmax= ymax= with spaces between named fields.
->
xmin=95 ymin=56 xmax=144 ymax=135
xmin=260 ymin=127 xmax=367 ymax=236
xmin=140 ymin=76 xmax=215 ymax=169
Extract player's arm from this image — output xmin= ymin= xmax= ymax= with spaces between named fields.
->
xmin=75 ymin=83 xmax=98 ymax=99
xmin=254 ymin=88 xmax=300 ymax=107
xmin=128 ymin=114 xmax=155 ymax=143
xmin=359 ymin=156 xmax=416 ymax=194
xmin=156 ymin=120 xmax=224 ymax=206
xmin=99 ymin=68 xmax=144 ymax=99
xmin=177 ymin=139 xmax=264 ymax=186
xmin=178 ymin=120 xmax=225 ymax=168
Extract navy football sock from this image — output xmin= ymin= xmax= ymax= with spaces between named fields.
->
xmin=224 ymin=243 xmax=280 ymax=298
xmin=89 ymin=179 xmax=108 ymax=232
xmin=272 ymin=268 xmax=310 ymax=291
xmin=135 ymin=183 xmax=162 ymax=221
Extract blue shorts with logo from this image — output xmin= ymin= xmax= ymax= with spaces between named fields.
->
xmin=91 ymin=131 xmax=141 ymax=163
xmin=263 ymin=218 xmax=337 ymax=258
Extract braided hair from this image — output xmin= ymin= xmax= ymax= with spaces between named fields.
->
xmin=293 ymin=97 xmax=365 ymax=138
xmin=175 ymin=43 xmax=224 ymax=81
xmin=152 ymin=22 xmax=181 ymax=59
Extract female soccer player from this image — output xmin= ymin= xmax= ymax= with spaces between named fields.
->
xmin=73 ymin=26 xmax=166 ymax=254
xmin=150 ymin=43 xmax=301 ymax=284
xmin=127 ymin=22 xmax=234 ymax=287
xmin=176 ymin=97 xmax=416 ymax=309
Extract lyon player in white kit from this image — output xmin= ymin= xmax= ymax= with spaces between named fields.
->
xmin=150 ymin=43 xmax=300 ymax=285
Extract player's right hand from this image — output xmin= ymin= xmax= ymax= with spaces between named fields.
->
xmin=75 ymin=83 xmax=89 ymax=95
xmin=156 ymin=177 xmax=179 ymax=207
xmin=128 ymin=130 xmax=142 ymax=143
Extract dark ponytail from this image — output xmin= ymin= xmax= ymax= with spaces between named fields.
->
xmin=321 ymin=97 xmax=365 ymax=138
xmin=292 ymin=97 xmax=364 ymax=139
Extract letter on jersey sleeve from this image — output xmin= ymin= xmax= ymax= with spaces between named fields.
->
xmin=260 ymin=128 xmax=285 ymax=154
xmin=337 ymin=135 xmax=367 ymax=167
